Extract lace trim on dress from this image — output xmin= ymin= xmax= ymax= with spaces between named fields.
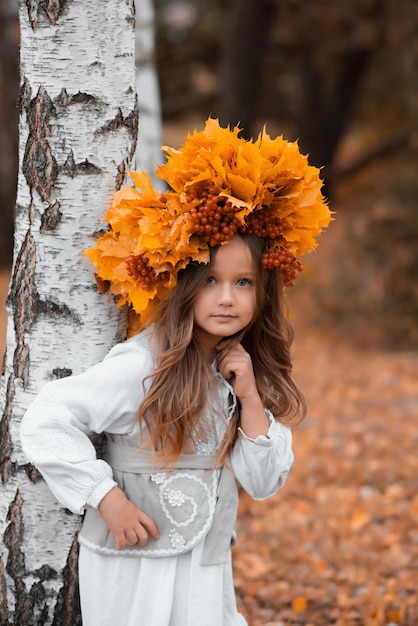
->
xmin=79 ymin=469 xmax=219 ymax=558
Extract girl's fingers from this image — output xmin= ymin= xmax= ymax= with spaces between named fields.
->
xmin=125 ymin=527 xmax=141 ymax=547
xmin=99 ymin=489 xmax=159 ymax=549
xmin=133 ymin=523 xmax=149 ymax=546
xmin=216 ymin=344 xmax=259 ymax=400
xmin=139 ymin=510 xmax=159 ymax=539
xmin=218 ymin=352 xmax=251 ymax=379
xmin=115 ymin=532 xmax=127 ymax=550
xmin=119 ymin=511 xmax=159 ymax=550
xmin=119 ymin=525 xmax=150 ymax=549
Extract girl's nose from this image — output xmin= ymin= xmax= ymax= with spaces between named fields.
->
xmin=217 ymin=283 xmax=234 ymax=305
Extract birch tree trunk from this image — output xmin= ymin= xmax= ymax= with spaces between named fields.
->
xmin=0 ymin=1 xmax=137 ymax=623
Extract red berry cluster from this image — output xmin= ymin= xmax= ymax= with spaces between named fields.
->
xmin=187 ymin=186 xmax=241 ymax=246
xmin=185 ymin=184 xmax=304 ymax=286
xmin=241 ymin=208 xmax=283 ymax=240
xmin=125 ymin=254 xmax=159 ymax=290
xmin=262 ymin=245 xmax=303 ymax=287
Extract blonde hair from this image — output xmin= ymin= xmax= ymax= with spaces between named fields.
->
xmin=138 ymin=235 xmax=306 ymax=467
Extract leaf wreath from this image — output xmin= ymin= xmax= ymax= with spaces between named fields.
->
xmin=85 ymin=118 xmax=332 ymax=327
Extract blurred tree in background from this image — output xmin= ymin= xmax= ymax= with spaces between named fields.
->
xmin=0 ymin=0 xmax=18 ymax=268
xmin=1 ymin=0 xmax=417 ymax=347
xmin=156 ymin=0 xmax=417 ymax=167
xmin=155 ymin=0 xmax=418 ymax=348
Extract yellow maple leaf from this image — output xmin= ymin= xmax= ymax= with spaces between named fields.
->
xmin=292 ymin=596 xmax=307 ymax=613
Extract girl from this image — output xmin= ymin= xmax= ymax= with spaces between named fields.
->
xmin=20 ymin=119 xmax=331 ymax=625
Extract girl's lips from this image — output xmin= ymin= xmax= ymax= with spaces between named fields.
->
xmin=211 ymin=314 xmax=237 ymax=319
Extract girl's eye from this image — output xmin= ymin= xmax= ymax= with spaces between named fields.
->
xmin=237 ymin=278 xmax=251 ymax=286
xmin=206 ymin=276 xmax=216 ymax=285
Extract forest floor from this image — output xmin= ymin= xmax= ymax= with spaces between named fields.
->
xmin=2 ymin=268 xmax=418 ymax=625
xmin=233 ymin=319 xmax=418 ymax=626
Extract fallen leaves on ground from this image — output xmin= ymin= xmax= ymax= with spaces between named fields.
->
xmin=233 ymin=329 xmax=418 ymax=626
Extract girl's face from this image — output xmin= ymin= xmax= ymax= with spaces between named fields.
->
xmin=192 ymin=236 xmax=257 ymax=356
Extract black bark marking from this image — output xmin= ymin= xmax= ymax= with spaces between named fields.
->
xmin=36 ymin=298 xmax=82 ymax=325
xmin=4 ymin=490 xmax=29 ymax=625
xmin=126 ymin=1 xmax=135 ymax=30
xmin=51 ymin=367 xmax=73 ymax=379
xmin=18 ymin=76 xmax=32 ymax=115
xmin=11 ymin=230 xmax=37 ymax=342
xmin=13 ymin=343 xmax=30 ymax=389
xmin=63 ymin=149 xmax=76 ymax=177
xmin=64 ymin=150 xmax=102 ymax=178
xmin=69 ymin=91 xmax=99 ymax=106
xmin=73 ymin=159 xmax=101 ymax=175
xmin=127 ymin=97 xmax=139 ymax=161
xmin=115 ymin=161 xmax=126 ymax=190
xmin=3 ymin=490 xmax=66 ymax=624
xmin=100 ymin=107 xmax=126 ymax=132
xmin=33 ymin=563 xmax=58 ymax=580
xmin=0 ymin=555 xmax=8 ymax=624
xmin=22 ymin=85 xmax=58 ymax=203
xmin=9 ymin=229 xmax=81 ymax=388
xmin=23 ymin=462 xmax=43 ymax=484
xmin=25 ymin=0 xmax=69 ymax=30
xmin=52 ymin=533 xmax=82 ymax=625
xmin=10 ymin=230 xmax=37 ymax=387
xmin=57 ymin=87 xmax=69 ymax=107
xmin=98 ymin=101 xmax=138 ymax=160
xmin=0 ymin=375 xmax=15 ymax=484
xmin=53 ymin=90 xmax=104 ymax=114
xmin=40 ymin=200 xmax=62 ymax=232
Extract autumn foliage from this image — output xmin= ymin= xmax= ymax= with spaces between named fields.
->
xmin=85 ymin=118 xmax=331 ymax=326
xmin=233 ymin=327 xmax=418 ymax=626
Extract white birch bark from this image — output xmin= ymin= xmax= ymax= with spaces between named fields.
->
xmin=135 ymin=0 xmax=164 ymax=187
xmin=0 ymin=1 xmax=137 ymax=623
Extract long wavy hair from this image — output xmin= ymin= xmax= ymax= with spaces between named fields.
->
xmin=138 ymin=235 xmax=306 ymax=467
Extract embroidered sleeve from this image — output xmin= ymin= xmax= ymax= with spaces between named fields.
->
xmin=20 ymin=336 xmax=152 ymax=514
xmin=230 ymin=412 xmax=294 ymax=500
xmin=238 ymin=409 xmax=273 ymax=442
xmin=86 ymin=476 xmax=118 ymax=509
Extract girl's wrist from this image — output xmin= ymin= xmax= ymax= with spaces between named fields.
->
xmin=87 ymin=476 xmax=118 ymax=509
xmin=238 ymin=425 xmax=271 ymax=443
xmin=98 ymin=485 xmax=125 ymax=514
xmin=239 ymin=397 xmax=270 ymax=439
xmin=239 ymin=392 xmax=265 ymax=413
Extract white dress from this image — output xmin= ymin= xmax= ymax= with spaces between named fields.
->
xmin=20 ymin=328 xmax=294 ymax=626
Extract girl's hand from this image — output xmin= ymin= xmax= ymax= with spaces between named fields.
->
xmin=216 ymin=340 xmax=270 ymax=439
xmin=98 ymin=486 xmax=159 ymax=550
xmin=216 ymin=341 xmax=259 ymax=402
